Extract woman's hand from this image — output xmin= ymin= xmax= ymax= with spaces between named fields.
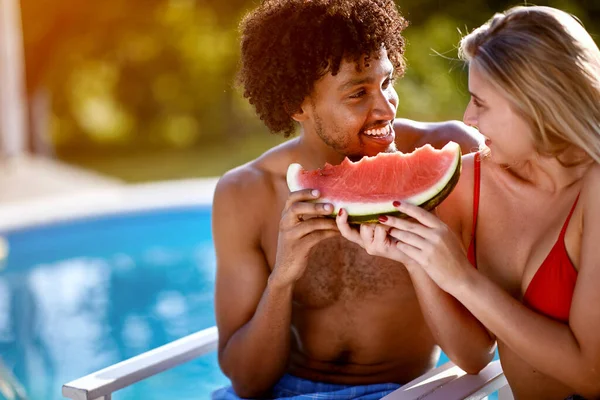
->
xmin=336 ymin=202 xmax=472 ymax=293
xmin=335 ymin=208 xmax=417 ymax=266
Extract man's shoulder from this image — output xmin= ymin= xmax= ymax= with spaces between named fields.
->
xmin=214 ymin=161 xmax=273 ymax=209
xmin=421 ymin=120 xmax=482 ymax=154
xmin=394 ymin=118 xmax=482 ymax=154
xmin=214 ymin=139 xmax=297 ymax=208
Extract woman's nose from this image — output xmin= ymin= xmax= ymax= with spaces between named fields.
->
xmin=463 ymin=101 xmax=478 ymax=127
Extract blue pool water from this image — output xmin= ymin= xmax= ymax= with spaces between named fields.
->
xmin=0 ymin=206 xmax=499 ymax=400
xmin=0 ymin=207 xmax=229 ymax=400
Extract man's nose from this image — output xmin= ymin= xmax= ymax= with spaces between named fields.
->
xmin=373 ymin=89 xmax=397 ymax=121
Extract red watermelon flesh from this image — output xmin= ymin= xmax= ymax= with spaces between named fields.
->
xmin=286 ymin=142 xmax=462 ymax=223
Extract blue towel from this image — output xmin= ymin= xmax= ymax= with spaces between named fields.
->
xmin=212 ymin=373 xmax=401 ymax=399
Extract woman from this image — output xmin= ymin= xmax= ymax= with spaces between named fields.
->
xmin=336 ymin=6 xmax=600 ymax=400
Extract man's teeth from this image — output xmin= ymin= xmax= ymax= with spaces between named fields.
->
xmin=363 ymin=126 xmax=390 ymax=136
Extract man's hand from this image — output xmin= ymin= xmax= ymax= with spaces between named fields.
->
xmin=270 ymin=189 xmax=339 ymax=288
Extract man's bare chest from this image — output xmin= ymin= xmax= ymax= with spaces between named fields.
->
xmin=264 ymin=182 xmax=413 ymax=308
xmin=264 ymin=220 xmax=412 ymax=308
xmin=299 ymin=237 xmax=414 ymax=306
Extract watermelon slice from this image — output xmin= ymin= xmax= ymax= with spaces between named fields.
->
xmin=286 ymin=141 xmax=462 ymax=223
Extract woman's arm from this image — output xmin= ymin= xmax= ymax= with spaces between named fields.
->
xmin=443 ymin=165 xmax=600 ymax=397
xmin=336 ymin=155 xmax=496 ymax=374
xmin=404 ymin=265 xmax=496 ymax=374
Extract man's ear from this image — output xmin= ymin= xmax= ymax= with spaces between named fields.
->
xmin=289 ymin=98 xmax=310 ymax=122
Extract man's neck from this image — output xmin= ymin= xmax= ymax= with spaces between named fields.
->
xmin=296 ymin=133 xmax=346 ymax=170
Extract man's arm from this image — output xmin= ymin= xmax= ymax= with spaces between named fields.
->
xmin=213 ymin=166 xmax=338 ymax=398
xmin=213 ymin=168 xmax=292 ymax=398
xmin=394 ymin=118 xmax=483 ymax=154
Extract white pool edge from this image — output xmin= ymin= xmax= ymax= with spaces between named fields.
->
xmin=0 ymin=178 xmax=219 ymax=232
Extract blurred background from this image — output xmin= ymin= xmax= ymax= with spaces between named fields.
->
xmin=10 ymin=0 xmax=600 ymax=183
xmin=0 ymin=1 xmax=599 ymax=399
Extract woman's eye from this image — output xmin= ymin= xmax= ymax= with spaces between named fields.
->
xmin=383 ymin=77 xmax=395 ymax=89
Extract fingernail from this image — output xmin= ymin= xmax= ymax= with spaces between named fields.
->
xmin=338 ymin=209 xmax=344 ymax=216
xmin=312 ymin=190 xmax=320 ymax=197
xmin=378 ymin=216 xmax=388 ymax=222
xmin=393 ymin=201 xmax=401 ymax=207
xmin=324 ymin=204 xmax=333 ymax=212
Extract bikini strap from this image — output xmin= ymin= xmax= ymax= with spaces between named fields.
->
xmin=471 ymin=152 xmax=482 ymax=237
xmin=559 ymin=193 xmax=580 ymax=238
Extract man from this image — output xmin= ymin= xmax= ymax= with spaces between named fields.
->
xmin=212 ymin=0 xmax=486 ymax=398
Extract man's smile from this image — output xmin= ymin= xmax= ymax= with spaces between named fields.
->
xmin=361 ymin=123 xmax=395 ymax=147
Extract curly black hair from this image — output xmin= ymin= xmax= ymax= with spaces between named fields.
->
xmin=237 ymin=0 xmax=408 ymax=136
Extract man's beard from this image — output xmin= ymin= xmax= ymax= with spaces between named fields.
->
xmin=313 ymin=112 xmax=351 ymax=155
xmin=313 ymin=112 xmax=397 ymax=161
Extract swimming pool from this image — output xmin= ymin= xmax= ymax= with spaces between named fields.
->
xmin=0 ymin=181 xmax=499 ymax=400
xmin=0 ymin=205 xmax=230 ymax=400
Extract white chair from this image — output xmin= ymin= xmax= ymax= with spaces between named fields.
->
xmin=62 ymin=325 xmax=513 ymax=400
xmin=0 ymin=357 xmax=28 ymax=400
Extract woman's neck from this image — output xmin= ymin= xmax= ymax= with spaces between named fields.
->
xmin=502 ymin=153 xmax=590 ymax=193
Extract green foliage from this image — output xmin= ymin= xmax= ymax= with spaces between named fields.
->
xmin=22 ymin=0 xmax=268 ymax=155
xmin=396 ymin=15 xmax=471 ymax=121
xmin=19 ymin=0 xmax=600 ymax=180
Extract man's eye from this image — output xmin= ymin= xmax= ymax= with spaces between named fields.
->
xmin=473 ymin=98 xmax=482 ymax=108
xmin=350 ymin=89 xmax=366 ymax=98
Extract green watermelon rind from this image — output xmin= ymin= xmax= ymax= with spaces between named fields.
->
xmin=340 ymin=155 xmax=461 ymax=224
xmin=286 ymin=142 xmax=462 ymax=224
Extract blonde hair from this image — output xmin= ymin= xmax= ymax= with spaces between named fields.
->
xmin=459 ymin=6 xmax=600 ymax=165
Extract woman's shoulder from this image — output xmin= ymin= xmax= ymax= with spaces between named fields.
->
xmin=455 ymin=152 xmax=478 ymax=200
xmin=441 ymin=152 xmax=482 ymax=206
xmin=581 ymin=163 xmax=600 ymax=212
xmin=582 ymin=162 xmax=600 ymax=184
xmin=436 ymin=152 xmax=479 ymax=234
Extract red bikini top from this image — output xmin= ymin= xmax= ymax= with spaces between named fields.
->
xmin=467 ymin=153 xmax=578 ymax=323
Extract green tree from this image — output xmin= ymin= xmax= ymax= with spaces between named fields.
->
xmin=19 ymin=0 xmax=599 ymax=180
